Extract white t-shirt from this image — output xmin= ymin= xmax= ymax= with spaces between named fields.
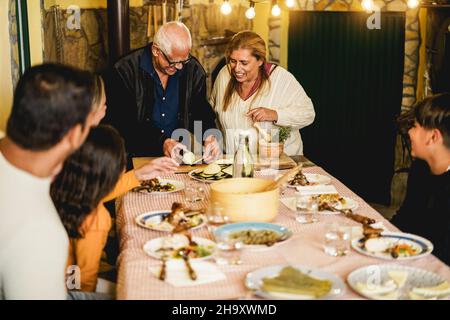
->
xmin=210 ymin=65 xmax=315 ymax=156
xmin=0 ymin=151 xmax=68 ymax=300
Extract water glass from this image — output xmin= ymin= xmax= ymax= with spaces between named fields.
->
xmin=323 ymin=223 xmax=351 ymax=257
xmin=205 ymin=202 xmax=229 ymax=233
xmin=295 ymin=195 xmax=319 ymax=224
xmin=214 ymin=233 xmax=244 ymax=265
xmin=184 ymin=182 xmax=206 ymax=204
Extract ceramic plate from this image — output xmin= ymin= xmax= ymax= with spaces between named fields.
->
xmin=245 ymin=264 xmax=345 ymax=300
xmin=133 ymin=179 xmax=185 ymax=194
xmin=135 ymin=210 xmax=206 ymax=232
xmin=352 ymin=232 xmax=433 ymax=261
xmin=286 ymin=173 xmax=332 ymax=188
xmin=213 ymin=222 xmax=292 ymax=250
xmin=188 ymin=166 xmax=233 ymax=184
xmin=143 ymin=234 xmax=216 ymax=260
xmin=294 ymin=195 xmax=359 ymax=213
xmin=348 ymin=264 xmax=450 ymax=300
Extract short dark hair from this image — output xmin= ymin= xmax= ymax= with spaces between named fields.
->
xmin=398 ymin=93 xmax=450 ymax=148
xmin=50 ymin=125 xmax=126 ymax=238
xmin=7 ymin=63 xmax=95 ymax=151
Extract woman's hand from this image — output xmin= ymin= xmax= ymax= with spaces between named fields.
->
xmin=246 ymin=107 xmax=278 ymax=122
xmin=134 ymin=157 xmax=179 ymax=181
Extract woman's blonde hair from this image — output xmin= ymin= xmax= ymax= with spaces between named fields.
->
xmin=223 ymin=31 xmax=270 ymax=111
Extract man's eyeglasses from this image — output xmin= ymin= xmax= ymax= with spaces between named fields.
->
xmin=159 ymin=49 xmax=191 ymax=68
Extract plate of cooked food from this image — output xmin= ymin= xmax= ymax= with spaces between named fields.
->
xmin=287 ymin=171 xmax=332 ymax=187
xmin=135 ymin=203 xmax=206 ymax=232
xmin=188 ymin=163 xmax=233 ymax=183
xmin=295 ymin=194 xmax=359 ymax=214
xmin=132 ymin=178 xmax=185 ymax=194
xmin=348 ymin=264 xmax=450 ymax=300
xmin=213 ymin=222 xmax=292 ymax=249
xmin=352 ymin=232 xmax=433 ymax=261
xmin=143 ymin=233 xmax=216 ymax=261
xmin=245 ymin=264 xmax=345 ymax=300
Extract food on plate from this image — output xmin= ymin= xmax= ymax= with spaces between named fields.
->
xmin=313 ymin=194 xmax=347 ymax=209
xmin=154 ymin=234 xmax=215 ymax=260
xmin=142 ymin=202 xmax=204 ymax=232
xmin=132 ymin=178 xmax=175 ymax=193
xmin=288 ymin=171 xmax=310 ymax=186
xmin=388 ymin=271 xmax=408 ymax=288
xmin=182 ymin=151 xmax=196 ymax=165
xmin=362 ymin=237 xmax=421 ymax=259
xmin=191 ymin=164 xmax=233 ymax=181
xmin=229 ymin=229 xmax=283 ymax=246
xmin=261 ymin=266 xmax=332 ymax=298
xmin=355 ymin=279 xmax=399 ymax=299
xmin=410 ymin=281 xmax=450 ymax=298
xmin=203 ymin=163 xmax=221 ymax=175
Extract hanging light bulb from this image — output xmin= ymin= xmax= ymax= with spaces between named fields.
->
xmin=407 ymin=0 xmax=419 ymax=9
xmin=361 ymin=0 xmax=374 ymax=11
xmin=245 ymin=1 xmax=256 ymax=20
xmin=220 ymin=0 xmax=232 ymax=15
xmin=286 ymin=0 xmax=295 ymax=8
xmin=271 ymin=1 xmax=281 ymax=16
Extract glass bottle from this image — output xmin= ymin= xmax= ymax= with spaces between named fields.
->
xmin=233 ymin=131 xmax=254 ymax=178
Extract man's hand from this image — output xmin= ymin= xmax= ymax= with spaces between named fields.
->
xmin=134 ymin=157 xmax=179 ymax=181
xmin=246 ymin=107 xmax=278 ymax=122
xmin=203 ymin=135 xmax=222 ymax=164
xmin=163 ymin=138 xmax=188 ymax=162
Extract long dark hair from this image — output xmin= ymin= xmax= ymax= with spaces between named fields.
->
xmin=51 ymin=125 xmax=126 ymax=238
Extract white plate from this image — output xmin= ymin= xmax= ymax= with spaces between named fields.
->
xmin=294 ymin=195 xmax=359 ymax=213
xmin=143 ymin=234 xmax=216 ymax=261
xmin=135 ymin=210 xmax=206 ymax=232
xmin=286 ymin=173 xmax=332 ymax=188
xmin=348 ymin=264 xmax=450 ymax=300
xmin=351 ymin=232 xmax=433 ymax=261
xmin=133 ymin=179 xmax=185 ymax=194
xmin=245 ymin=264 xmax=345 ymax=300
xmin=188 ymin=167 xmax=232 ymax=184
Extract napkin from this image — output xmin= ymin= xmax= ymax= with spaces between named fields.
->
xmin=295 ymin=185 xmax=338 ymax=195
xmin=149 ymin=260 xmax=226 ymax=287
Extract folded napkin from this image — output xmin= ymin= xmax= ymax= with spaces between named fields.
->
xmin=295 ymin=185 xmax=338 ymax=195
xmin=149 ymin=260 xmax=226 ymax=287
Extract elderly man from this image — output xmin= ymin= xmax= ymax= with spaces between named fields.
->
xmin=103 ymin=21 xmax=220 ymax=164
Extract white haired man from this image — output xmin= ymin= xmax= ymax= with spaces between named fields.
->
xmin=103 ymin=21 xmax=220 ymax=166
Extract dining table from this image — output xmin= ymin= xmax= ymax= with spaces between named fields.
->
xmin=114 ymin=156 xmax=450 ymax=300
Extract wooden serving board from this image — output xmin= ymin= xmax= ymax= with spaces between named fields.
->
xmin=132 ymin=154 xmax=297 ymax=173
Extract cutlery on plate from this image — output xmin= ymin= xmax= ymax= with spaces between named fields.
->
xmin=179 ymin=249 xmax=197 ymax=281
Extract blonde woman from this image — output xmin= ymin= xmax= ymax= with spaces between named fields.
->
xmin=210 ymin=31 xmax=315 ymax=156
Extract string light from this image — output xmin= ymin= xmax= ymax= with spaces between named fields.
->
xmin=361 ymin=0 xmax=374 ymax=11
xmin=245 ymin=1 xmax=256 ymax=19
xmin=271 ymin=0 xmax=281 ymax=16
xmin=220 ymin=0 xmax=232 ymax=15
xmin=285 ymin=0 xmax=295 ymax=8
xmin=407 ymin=0 xmax=419 ymax=8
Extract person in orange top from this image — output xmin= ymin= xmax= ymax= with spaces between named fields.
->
xmin=50 ymin=125 xmax=179 ymax=293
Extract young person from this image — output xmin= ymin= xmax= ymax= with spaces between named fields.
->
xmin=0 ymin=63 xmax=98 ymax=299
xmin=391 ymin=93 xmax=450 ymax=265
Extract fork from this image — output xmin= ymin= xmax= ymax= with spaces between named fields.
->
xmin=179 ymin=249 xmax=197 ymax=281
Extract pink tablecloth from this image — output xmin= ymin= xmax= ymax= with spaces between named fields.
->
xmin=115 ymin=166 xmax=450 ymax=300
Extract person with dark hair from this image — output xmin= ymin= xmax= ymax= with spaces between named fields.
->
xmin=0 ymin=63 xmax=98 ymax=299
xmin=103 ymin=21 xmax=220 ymax=164
xmin=51 ymin=125 xmax=178 ymax=294
xmin=391 ymin=93 xmax=450 ymax=265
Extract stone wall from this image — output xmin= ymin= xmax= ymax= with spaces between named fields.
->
xmin=42 ymin=3 xmax=250 ymax=91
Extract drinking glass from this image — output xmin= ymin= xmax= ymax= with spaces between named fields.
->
xmin=206 ymin=202 xmax=243 ymax=265
xmin=295 ymin=195 xmax=319 ymax=224
xmin=323 ymin=223 xmax=351 ymax=257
